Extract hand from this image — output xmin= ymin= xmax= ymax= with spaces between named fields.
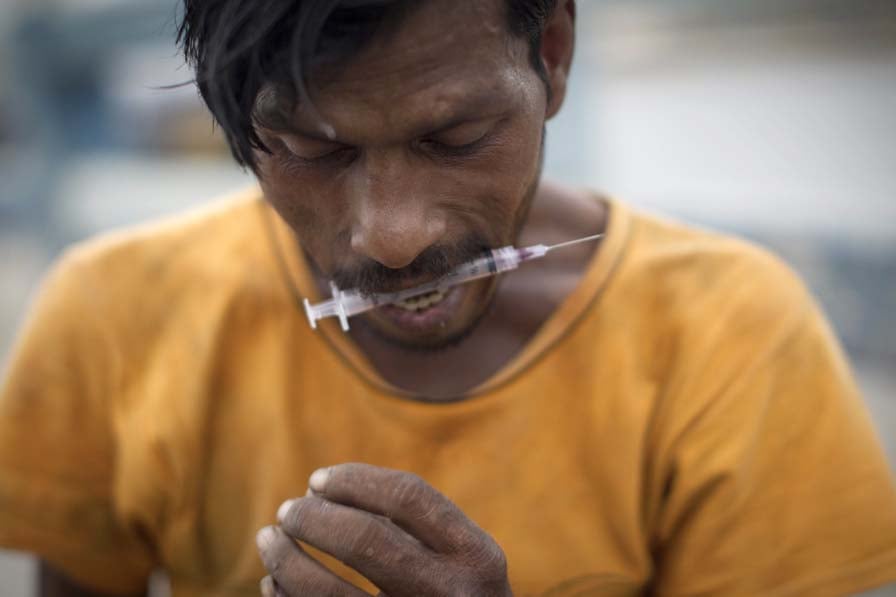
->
xmin=256 ymin=463 xmax=513 ymax=597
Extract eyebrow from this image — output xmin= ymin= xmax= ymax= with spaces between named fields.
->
xmin=253 ymin=97 xmax=337 ymax=143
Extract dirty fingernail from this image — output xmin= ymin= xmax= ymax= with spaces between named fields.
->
xmin=277 ymin=499 xmax=296 ymax=523
xmin=309 ymin=468 xmax=329 ymax=492
xmin=256 ymin=526 xmax=276 ymax=551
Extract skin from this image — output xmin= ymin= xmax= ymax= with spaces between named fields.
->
xmin=255 ymin=0 xmax=605 ymax=398
xmin=259 ymin=464 xmax=513 ymax=597
xmin=40 ymin=0 xmax=605 ymax=594
xmin=25 ymin=3 xmax=896 ymax=596
xmin=256 ymin=1 xmax=603 ymax=595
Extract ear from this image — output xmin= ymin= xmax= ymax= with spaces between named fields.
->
xmin=541 ymin=0 xmax=576 ymax=120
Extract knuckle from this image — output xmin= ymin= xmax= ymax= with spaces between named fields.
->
xmin=443 ymin=521 xmax=479 ymax=551
xmin=281 ymin=500 xmax=308 ymax=536
xmin=467 ymin=538 xmax=508 ymax=582
xmin=345 ymin=516 xmax=387 ymax=564
xmin=261 ymin=534 xmax=289 ymax=574
xmin=393 ymin=473 xmax=432 ymax=517
xmin=344 ymin=517 xmax=426 ymax=578
xmin=281 ymin=496 xmax=323 ymax=540
xmin=334 ymin=462 xmax=359 ymax=485
xmin=268 ymin=551 xmax=324 ymax=596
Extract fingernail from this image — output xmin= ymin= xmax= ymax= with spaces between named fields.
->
xmin=277 ymin=499 xmax=296 ymax=523
xmin=308 ymin=467 xmax=329 ymax=492
xmin=260 ymin=576 xmax=275 ymax=597
xmin=256 ymin=526 xmax=276 ymax=551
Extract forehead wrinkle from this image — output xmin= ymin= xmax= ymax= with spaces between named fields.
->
xmin=315 ymin=50 xmax=526 ymax=141
xmin=318 ymin=73 xmax=513 ymax=146
xmin=259 ymin=62 xmax=522 ymax=145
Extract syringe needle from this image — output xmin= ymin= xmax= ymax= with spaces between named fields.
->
xmin=545 ymin=233 xmax=604 ymax=253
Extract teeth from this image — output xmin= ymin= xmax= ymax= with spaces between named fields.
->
xmin=394 ymin=290 xmax=446 ymax=312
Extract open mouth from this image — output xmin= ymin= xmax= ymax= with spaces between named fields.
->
xmin=375 ymin=286 xmax=466 ymax=334
xmin=390 ymin=289 xmax=447 ymax=312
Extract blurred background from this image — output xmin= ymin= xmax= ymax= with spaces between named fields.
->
xmin=0 ymin=0 xmax=894 ymax=594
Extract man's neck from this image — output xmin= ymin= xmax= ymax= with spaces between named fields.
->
xmin=330 ymin=181 xmax=609 ymax=401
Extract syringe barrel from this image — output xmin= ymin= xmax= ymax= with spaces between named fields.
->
xmin=449 ymin=246 xmax=521 ymax=281
xmin=375 ymin=246 xmax=523 ymax=304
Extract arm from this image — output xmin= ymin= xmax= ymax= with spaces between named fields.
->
xmin=0 ymin=252 xmax=155 ymax=593
xmin=38 ymin=561 xmax=147 ymax=597
xmin=648 ymin=277 xmax=896 ymax=595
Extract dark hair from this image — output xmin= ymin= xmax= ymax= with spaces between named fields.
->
xmin=177 ymin=0 xmax=558 ymax=172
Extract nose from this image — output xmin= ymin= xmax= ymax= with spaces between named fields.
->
xmin=348 ymin=154 xmax=447 ymax=270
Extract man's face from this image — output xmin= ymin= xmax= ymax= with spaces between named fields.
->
xmin=255 ymin=0 xmax=555 ymax=349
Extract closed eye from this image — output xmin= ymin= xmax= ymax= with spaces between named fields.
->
xmin=269 ymin=135 xmax=358 ymax=170
xmin=281 ymin=136 xmax=349 ymax=161
xmin=419 ymin=119 xmax=499 ymax=157
xmin=420 ymin=134 xmax=489 ymax=156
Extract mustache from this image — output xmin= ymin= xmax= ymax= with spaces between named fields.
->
xmin=331 ymin=234 xmax=491 ymax=296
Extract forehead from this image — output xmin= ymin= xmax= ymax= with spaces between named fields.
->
xmin=257 ymin=0 xmax=532 ymax=139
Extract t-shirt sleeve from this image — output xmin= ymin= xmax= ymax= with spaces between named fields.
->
xmin=0 ymin=250 xmax=155 ymax=593
xmin=650 ymin=262 xmax=896 ymax=596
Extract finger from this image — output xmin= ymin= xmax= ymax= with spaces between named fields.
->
xmin=278 ymin=496 xmax=433 ymax=593
xmin=256 ymin=526 xmax=370 ymax=597
xmin=259 ymin=576 xmax=289 ymax=597
xmin=305 ymin=463 xmax=481 ymax=553
xmin=264 ymin=577 xmax=294 ymax=597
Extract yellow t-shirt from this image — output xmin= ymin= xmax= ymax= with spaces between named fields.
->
xmin=1 ymin=187 xmax=894 ymax=596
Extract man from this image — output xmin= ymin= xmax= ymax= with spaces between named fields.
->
xmin=1 ymin=0 xmax=895 ymax=595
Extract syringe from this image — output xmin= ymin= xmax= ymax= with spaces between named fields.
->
xmin=304 ymin=233 xmax=604 ymax=331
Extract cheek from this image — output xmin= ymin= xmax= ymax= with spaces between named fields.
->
xmin=494 ymin=127 xmax=543 ymax=199
xmin=257 ymin=164 xmax=351 ymax=268
xmin=256 ymin=112 xmax=543 ymax=253
xmin=439 ymin=123 xmax=543 ymax=234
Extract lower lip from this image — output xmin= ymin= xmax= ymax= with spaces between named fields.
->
xmin=376 ymin=286 xmax=467 ymax=333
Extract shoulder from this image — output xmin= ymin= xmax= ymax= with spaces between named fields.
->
xmin=45 ymin=185 xmax=292 ymax=358
xmin=590 ymin=203 xmax=825 ymax=404
xmin=62 ymin=186 xmax=269 ymax=287
xmin=613 ymin=205 xmax=814 ymax=340
xmin=621 ymin=207 xmax=806 ymax=298
xmin=51 ymin=185 xmax=295 ymax=324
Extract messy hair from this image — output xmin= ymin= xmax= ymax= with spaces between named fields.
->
xmin=177 ymin=0 xmax=558 ymax=172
